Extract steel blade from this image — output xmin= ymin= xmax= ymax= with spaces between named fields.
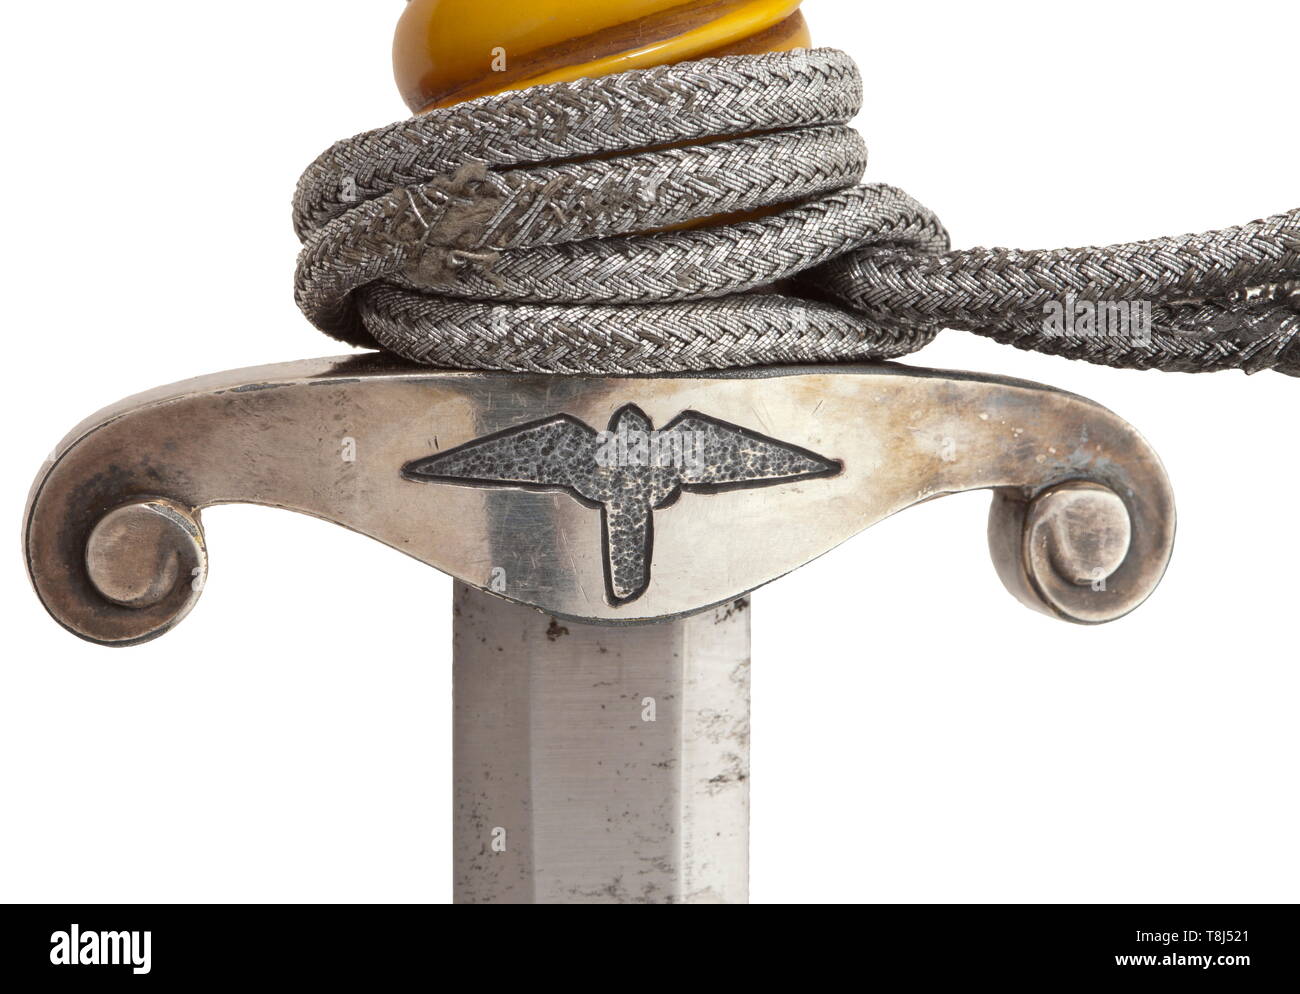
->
xmin=453 ymin=583 xmax=750 ymax=904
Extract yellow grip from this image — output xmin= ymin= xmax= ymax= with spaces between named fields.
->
xmin=394 ymin=0 xmax=809 ymax=113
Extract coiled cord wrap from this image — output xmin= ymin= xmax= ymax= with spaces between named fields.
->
xmin=294 ymin=49 xmax=1300 ymax=376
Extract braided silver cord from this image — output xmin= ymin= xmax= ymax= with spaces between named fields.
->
xmin=293 ymin=48 xmax=1300 ymax=376
xmin=816 ymin=213 xmax=1300 ymax=373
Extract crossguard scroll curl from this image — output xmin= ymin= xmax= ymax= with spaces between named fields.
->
xmin=24 ymin=356 xmax=1175 ymax=645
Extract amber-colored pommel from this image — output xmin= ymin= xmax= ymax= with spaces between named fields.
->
xmin=394 ymin=0 xmax=810 ymax=113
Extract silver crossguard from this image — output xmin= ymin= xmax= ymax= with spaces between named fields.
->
xmin=24 ymin=356 xmax=1174 ymax=902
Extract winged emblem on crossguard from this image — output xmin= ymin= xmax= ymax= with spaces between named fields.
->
xmin=401 ymin=404 xmax=841 ymax=605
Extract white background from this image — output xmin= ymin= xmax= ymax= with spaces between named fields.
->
xmin=0 ymin=1 xmax=1295 ymax=903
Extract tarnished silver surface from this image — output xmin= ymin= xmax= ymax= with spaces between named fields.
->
xmin=25 ymin=355 xmax=1175 ymax=644
xmin=84 ymin=498 xmax=206 ymax=613
xmin=453 ymin=584 xmax=750 ymax=904
xmin=989 ymin=482 xmax=1135 ymax=622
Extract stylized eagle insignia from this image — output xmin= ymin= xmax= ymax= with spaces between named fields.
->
xmin=402 ymin=405 xmax=840 ymax=605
